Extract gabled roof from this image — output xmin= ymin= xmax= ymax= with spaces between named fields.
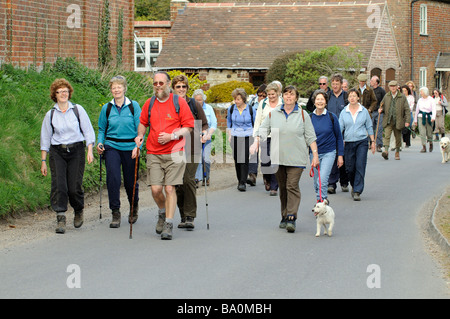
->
xmin=155 ymin=1 xmax=385 ymax=70
xmin=436 ymin=52 xmax=450 ymax=71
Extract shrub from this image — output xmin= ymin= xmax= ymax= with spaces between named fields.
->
xmin=265 ymin=51 xmax=302 ymax=88
xmin=207 ymin=81 xmax=256 ymax=103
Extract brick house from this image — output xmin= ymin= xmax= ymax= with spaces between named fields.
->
xmin=0 ymin=0 xmax=135 ymax=70
xmin=149 ymin=0 xmax=449 ymax=98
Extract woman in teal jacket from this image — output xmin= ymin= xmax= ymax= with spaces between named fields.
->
xmin=97 ymin=75 xmax=141 ymax=228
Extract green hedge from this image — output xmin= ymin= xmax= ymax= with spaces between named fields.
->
xmin=0 ymin=59 xmax=152 ymax=217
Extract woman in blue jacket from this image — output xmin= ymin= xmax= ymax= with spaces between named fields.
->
xmin=309 ymin=90 xmax=344 ymax=204
xmin=97 ymin=75 xmax=141 ymax=228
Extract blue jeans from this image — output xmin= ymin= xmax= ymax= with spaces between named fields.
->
xmin=195 ymin=140 xmax=212 ymax=181
xmin=310 ymin=150 xmax=336 ymax=201
xmin=344 ymin=138 xmax=368 ymax=194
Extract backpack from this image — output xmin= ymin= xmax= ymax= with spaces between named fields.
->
xmin=104 ymin=101 xmax=136 ymax=143
xmin=50 ymin=103 xmax=82 ymax=134
xmin=147 ymin=94 xmax=198 ymax=121
xmin=229 ymin=104 xmax=254 ymax=127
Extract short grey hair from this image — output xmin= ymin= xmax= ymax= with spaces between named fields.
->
xmin=192 ymin=89 xmax=207 ymax=101
xmin=419 ymin=87 xmax=429 ymax=96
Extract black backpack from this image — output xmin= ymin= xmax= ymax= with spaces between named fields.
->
xmin=50 ymin=104 xmax=82 ymax=134
xmin=228 ymin=104 xmax=254 ymax=127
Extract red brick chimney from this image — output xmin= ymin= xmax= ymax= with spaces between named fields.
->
xmin=170 ymin=0 xmax=188 ymax=26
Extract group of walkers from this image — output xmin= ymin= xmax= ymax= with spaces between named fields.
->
xmin=40 ymin=70 xmax=447 ymax=237
xmin=40 ymin=72 xmax=217 ymax=239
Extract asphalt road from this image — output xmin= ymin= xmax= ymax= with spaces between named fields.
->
xmin=1 ymin=139 xmax=449 ymax=299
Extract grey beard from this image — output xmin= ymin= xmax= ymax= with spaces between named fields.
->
xmin=156 ymin=87 xmax=170 ymax=100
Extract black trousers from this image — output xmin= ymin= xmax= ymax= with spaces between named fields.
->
xmin=231 ymin=136 xmax=254 ymax=185
xmin=49 ymin=143 xmax=85 ymax=214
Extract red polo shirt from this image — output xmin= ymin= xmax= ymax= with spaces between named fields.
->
xmin=140 ymin=94 xmax=194 ymax=154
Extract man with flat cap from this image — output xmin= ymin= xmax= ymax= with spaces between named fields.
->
xmin=378 ymin=81 xmax=411 ymax=160
xmin=356 ymin=73 xmax=378 ymax=115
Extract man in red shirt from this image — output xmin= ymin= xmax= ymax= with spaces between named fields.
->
xmin=135 ymin=71 xmax=194 ymax=240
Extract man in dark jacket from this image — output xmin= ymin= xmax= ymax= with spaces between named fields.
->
xmin=379 ymin=81 xmax=411 ymax=160
xmin=356 ymin=73 xmax=377 ymax=115
xmin=370 ymin=75 xmax=386 ymax=152
xmin=306 ymin=76 xmax=331 ymax=113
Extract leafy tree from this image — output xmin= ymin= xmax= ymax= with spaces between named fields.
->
xmin=285 ymin=46 xmax=364 ymax=97
xmin=135 ymin=0 xmax=170 ymax=21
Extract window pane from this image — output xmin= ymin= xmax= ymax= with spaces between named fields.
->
xmin=150 ymin=41 xmax=160 ymax=54
xmin=136 ymin=41 xmax=146 ymax=54
xmin=136 ymin=55 xmax=146 ymax=69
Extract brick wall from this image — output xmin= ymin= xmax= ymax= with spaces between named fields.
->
xmin=0 ymin=0 xmax=134 ymax=70
xmin=134 ymin=21 xmax=171 ymax=46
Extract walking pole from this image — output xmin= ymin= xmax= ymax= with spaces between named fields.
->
xmin=202 ymin=142 xmax=210 ymax=230
xmin=99 ymin=151 xmax=103 ymax=220
xmin=129 ymin=151 xmax=139 ymax=239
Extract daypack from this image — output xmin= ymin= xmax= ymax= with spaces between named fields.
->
xmin=50 ymin=104 xmax=82 ymax=134
xmin=104 ymin=101 xmax=136 ymax=143
xmin=229 ymin=104 xmax=254 ymax=127
xmin=147 ymin=94 xmax=198 ymax=122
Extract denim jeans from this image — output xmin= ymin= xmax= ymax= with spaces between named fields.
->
xmin=310 ymin=150 xmax=336 ymax=201
xmin=344 ymin=138 xmax=368 ymax=194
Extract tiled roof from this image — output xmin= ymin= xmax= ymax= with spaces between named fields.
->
xmin=435 ymin=52 xmax=450 ymax=71
xmin=155 ymin=1 xmax=384 ymax=70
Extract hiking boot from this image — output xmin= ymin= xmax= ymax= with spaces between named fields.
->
xmin=247 ymin=173 xmax=256 ymax=186
xmin=286 ymin=215 xmax=296 ymax=233
xmin=341 ymin=185 xmax=349 ymax=192
xmin=237 ymin=183 xmax=246 ymax=192
xmin=74 ymin=210 xmax=84 ymax=228
xmin=420 ymin=145 xmax=426 ymax=153
xmin=56 ymin=215 xmax=66 ymax=234
xmin=161 ymin=221 xmax=173 ymax=240
xmin=327 ymin=186 xmax=336 ymax=194
xmin=376 ymin=145 xmax=382 ymax=152
xmin=185 ymin=216 xmax=195 ymax=230
xmin=269 ymin=190 xmax=278 ymax=196
xmin=353 ymin=192 xmax=361 ymax=201
xmin=381 ymin=151 xmax=389 ymax=160
xmin=128 ymin=203 xmax=138 ymax=224
xmin=279 ymin=217 xmax=287 ymax=229
xmin=429 ymin=142 xmax=433 ymax=152
xmin=110 ymin=209 xmax=121 ymax=228
xmin=395 ymin=151 xmax=400 ymax=160
xmin=156 ymin=210 xmax=165 ymax=234
xmin=178 ymin=217 xmax=186 ymax=228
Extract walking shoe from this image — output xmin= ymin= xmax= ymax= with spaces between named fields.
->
xmin=247 ymin=173 xmax=256 ymax=186
xmin=128 ymin=203 xmax=138 ymax=224
xmin=327 ymin=186 xmax=336 ymax=194
xmin=381 ymin=151 xmax=389 ymax=160
xmin=395 ymin=152 xmax=400 ymax=160
xmin=185 ymin=216 xmax=195 ymax=230
xmin=74 ymin=210 xmax=83 ymax=228
xmin=353 ymin=192 xmax=361 ymax=201
xmin=341 ymin=185 xmax=349 ymax=192
xmin=269 ymin=190 xmax=278 ymax=196
xmin=161 ymin=221 xmax=173 ymax=240
xmin=279 ymin=217 xmax=287 ymax=229
xmin=110 ymin=209 xmax=121 ymax=228
xmin=178 ymin=217 xmax=186 ymax=228
xmin=429 ymin=142 xmax=433 ymax=152
xmin=286 ymin=215 xmax=296 ymax=233
xmin=376 ymin=145 xmax=382 ymax=152
xmin=156 ymin=210 xmax=165 ymax=234
xmin=237 ymin=183 xmax=246 ymax=192
xmin=56 ymin=215 xmax=66 ymax=234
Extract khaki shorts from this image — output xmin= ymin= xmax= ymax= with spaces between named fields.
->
xmin=146 ymin=151 xmax=186 ymax=186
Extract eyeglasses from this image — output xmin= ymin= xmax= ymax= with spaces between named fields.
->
xmin=174 ymin=85 xmax=187 ymax=89
xmin=319 ymin=83 xmax=327 ymax=86
xmin=153 ymin=81 xmax=166 ymax=87
xmin=56 ymin=90 xmax=69 ymax=94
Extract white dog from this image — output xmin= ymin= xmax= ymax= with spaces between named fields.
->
xmin=313 ymin=199 xmax=335 ymax=237
xmin=440 ymin=137 xmax=450 ymax=164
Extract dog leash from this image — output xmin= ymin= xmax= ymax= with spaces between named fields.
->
xmin=309 ymin=165 xmax=322 ymax=203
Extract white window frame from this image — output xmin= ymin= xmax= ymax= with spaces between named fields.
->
xmin=419 ymin=4 xmax=427 ymax=35
xmin=419 ymin=67 xmax=427 ymax=88
xmin=134 ymin=37 xmax=162 ymax=72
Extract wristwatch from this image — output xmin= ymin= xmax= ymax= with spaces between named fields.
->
xmin=172 ymin=132 xmax=178 ymax=140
